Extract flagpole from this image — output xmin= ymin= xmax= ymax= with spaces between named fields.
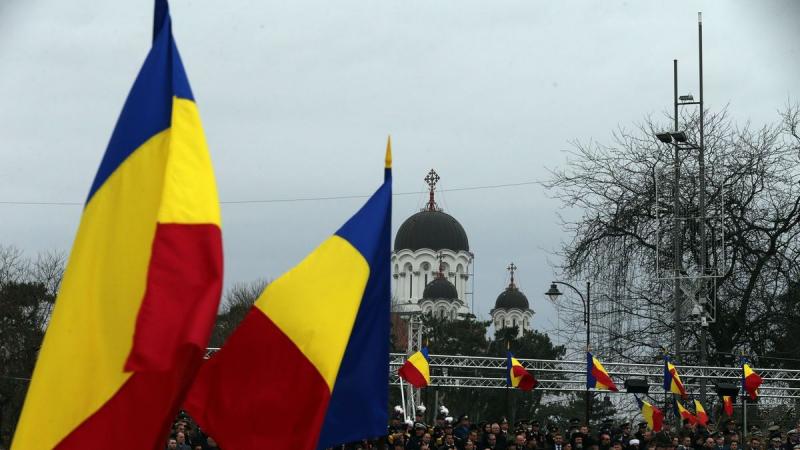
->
xmin=743 ymin=398 xmax=747 ymax=437
xmin=399 ymin=376 xmax=408 ymax=423
xmin=506 ymin=340 xmax=511 ymax=423
xmin=740 ymin=353 xmax=747 ymax=436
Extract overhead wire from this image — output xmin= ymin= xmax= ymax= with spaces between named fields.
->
xmin=0 ymin=180 xmax=541 ymax=206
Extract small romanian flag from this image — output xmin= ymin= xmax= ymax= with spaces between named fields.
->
xmin=674 ymin=398 xmax=696 ymax=425
xmin=723 ymin=395 xmax=734 ymax=416
xmin=398 ymin=347 xmax=431 ymax=388
xmin=636 ymin=396 xmax=664 ymax=432
xmin=587 ymin=352 xmax=618 ymax=391
xmin=12 ymin=1 xmax=223 ymax=449
xmin=694 ymin=399 xmax=709 ymax=426
xmin=664 ymin=356 xmax=688 ymax=399
xmin=507 ymin=352 xmax=538 ymax=391
xmin=743 ymin=361 xmax=763 ymax=401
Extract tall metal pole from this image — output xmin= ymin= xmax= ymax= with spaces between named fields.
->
xmin=585 ymin=281 xmax=591 ymax=425
xmin=697 ymin=11 xmax=709 ymax=405
xmin=673 ymin=59 xmax=683 ymax=359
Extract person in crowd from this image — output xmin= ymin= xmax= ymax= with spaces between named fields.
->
xmin=438 ymin=434 xmax=457 ymax=450
xmin=407 ymin=423 xmax=428 ymax=450
xmin=455 ymin=416 xmax=472 ymax=444
xmin=485 ymin=433 xmax=499 ymax=450
xmin=491 ymin=423 xmax=508 ymax=450
xmin=175 ymin=431 xmax=191 ymax=450
xmin=635 ymin=423 xmax=648 ymax=442
xmin=598 ymin=433 xmax=612 ymax=450
xmin=529 ymin=421 xmax=545 ymax=447
xmin=550 ymin=433 xmax=565 ymax=450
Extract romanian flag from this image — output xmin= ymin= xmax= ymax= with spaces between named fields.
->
xmin=13 ymin=2 xmax=222 ymax=449
xmin=507 ymin=352 xmax=538 ymax=391
xmin=674 ymin=398 xmax=696 ymax=425
xmin=587 ymin=352 xmax=618 ymax=391
xmin=694 ymin=399 xmax=709 ymax=426
xmin=743 ymin=360 xmax=763 ymax=401
xmin=723 ymin=395 xmax=734 ymax=416
xmin=636 ymin=396 xmax=664 ymax=432
xmin=185 ymin=143 xmax=392 ymax=450
xmin=399 ymin=347 xmax=431 ymax=388
xmin=664 ymin=356 xmax=688 ymax=399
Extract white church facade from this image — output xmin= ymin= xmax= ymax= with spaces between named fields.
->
xmin=391 ymin=169 xmax=534 ymax=335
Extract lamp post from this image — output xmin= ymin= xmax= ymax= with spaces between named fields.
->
xmin=545 ymin=280 xmax=591 ymax=424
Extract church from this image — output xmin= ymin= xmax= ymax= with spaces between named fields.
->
xmin=391 ymin=169 xmax=534 ymax=337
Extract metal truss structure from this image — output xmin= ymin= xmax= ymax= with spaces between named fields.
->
xmin=204 ymin=348 xmax=800 ymax=400
xmin=388 ymin=353 xmax=800 ymax=401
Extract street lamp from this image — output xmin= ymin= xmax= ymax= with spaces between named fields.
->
xmin=655 ymin=131 xmax=689 ymax=144
xmin=545 ymin=280 xmax=591 ymax=424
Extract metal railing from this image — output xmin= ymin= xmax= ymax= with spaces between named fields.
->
xmin=204 ymin=349 xmax=800 ymax=400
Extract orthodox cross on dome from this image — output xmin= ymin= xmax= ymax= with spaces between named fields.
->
xmin=424 ymin=169 xmax=440 ymax=211
xmin=436 ymin=251 xmax=445 ymax=279
xmin=507 ymin=262 xmax=517 ymax=288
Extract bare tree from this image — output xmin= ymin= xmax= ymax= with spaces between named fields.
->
xmin=208 ymin=279 xmax=269 ymax=348
xmin=544 ymin=104 xmax=800 ymax=365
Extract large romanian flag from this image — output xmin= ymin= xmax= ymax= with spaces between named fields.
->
xmin=12 ymin=2 xmax=222 ymax=449
xmin=636 ymin=397 xmax=664 ymax=432
xmin=664 ymin=356 xmax=688 ymax=399
xmin=399 ymin=347 xmax=431 ymax=388
xmin=743 ymin=360 xmax=763 ymax=401
xmin=587 ymin=352 xmax=618 ymax=391
xmin=507 ymin=352 xmax=538 ymax=391
xmin=185 ymin=144 xmax=392 ymax=449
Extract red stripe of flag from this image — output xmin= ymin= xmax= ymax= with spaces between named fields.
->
xmin=185 ymin=309 xmax=331 ymax=449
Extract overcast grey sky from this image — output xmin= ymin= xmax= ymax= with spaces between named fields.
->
xmin=1 ymin=1 xmax=798 ymax=337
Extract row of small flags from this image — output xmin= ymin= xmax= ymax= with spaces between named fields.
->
xmin=13 ymin=2 xmax=393 ymax=449
xmin=398 ymin=349 xmax=540 ymax=391
xmin=399 ymin=351 xmax=763 ymax=430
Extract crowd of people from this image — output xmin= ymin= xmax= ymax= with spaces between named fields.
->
xmin=164 ymin=413 xmax=219 ymax=450
xmin=161 ymin=408 xmax=800 ymax=450
xmin=380 ymin=407 xmax=800 ymax=450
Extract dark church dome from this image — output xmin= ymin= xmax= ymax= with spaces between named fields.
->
xmin=394 ymin=210 xmax=469 ymax=252
xmin=495 ymin=286 xmax=529 ymax=310
xmin=423 ymin=277 xmax=459 ymax=300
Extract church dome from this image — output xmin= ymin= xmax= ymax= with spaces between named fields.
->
xmin=394 ymin=210 xmax=469 ymax=252
xmin=394 ymin=169 xmax=469 ymax=253
xmin=423 ymin=277 xmax=459 ymax=300
xmin=495 ymin=286 xmax=529 ymax=309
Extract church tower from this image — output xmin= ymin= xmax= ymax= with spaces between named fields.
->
xmin=391 ymin=169 xmax=473 ymax=319
xmin=490 ymin=263 xmax=534 ymax=337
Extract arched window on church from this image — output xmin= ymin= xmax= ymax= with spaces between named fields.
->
xmin=512 ymin=318 xmax=517 ymax=328
xmin=404 ymin=263 xmax=413 ymax=296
